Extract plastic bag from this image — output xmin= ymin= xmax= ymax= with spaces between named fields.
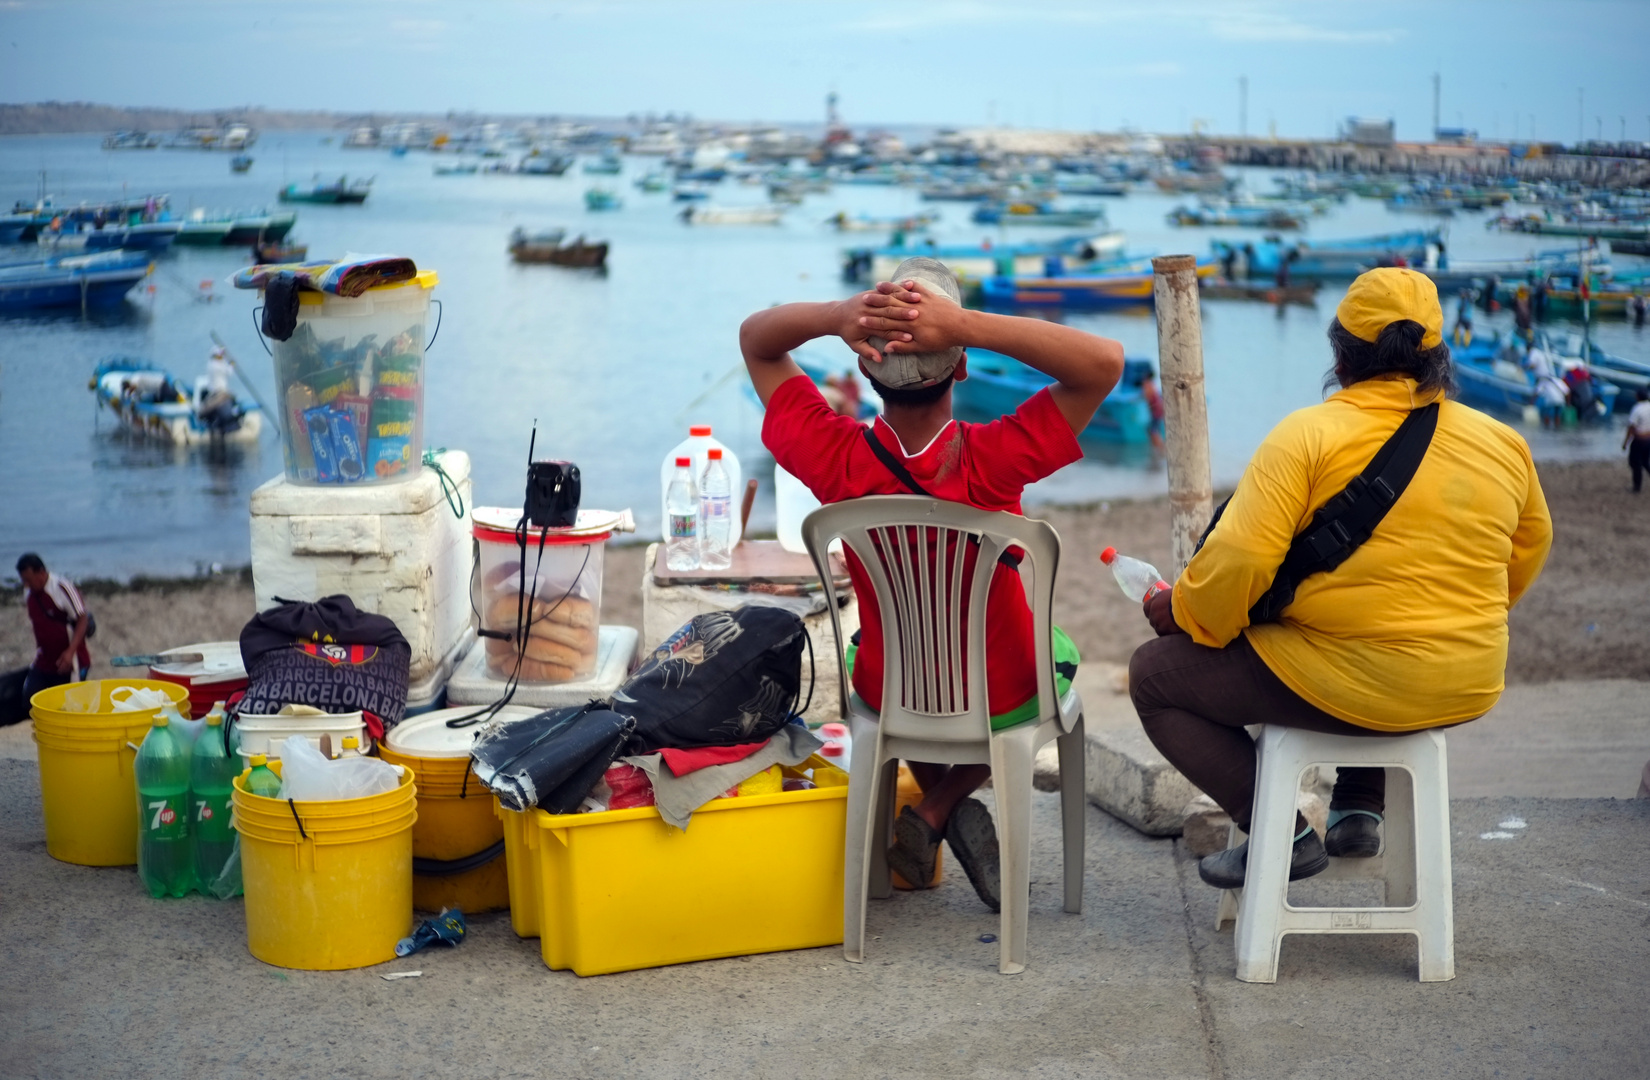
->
xmin=276 ymin=734 xmax=400 ymax=802
xmin=111 ymin=686 xmax=175 ymax=712
xmin=206 ymin=835 xmax=244 ymax=899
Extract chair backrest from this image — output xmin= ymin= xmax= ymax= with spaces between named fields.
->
xmin=801 ymin=495 xmax=1062 ymax=743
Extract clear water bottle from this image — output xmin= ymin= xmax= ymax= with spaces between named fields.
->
xmin=665 ymin=456 xmax=700 ymax=571
xmin=135 ymin=712 xmax=194 ymax=898
xmin=190 ymin=709 xmax=237 ymax=890
xmin=699 ymin=448 xmax=733 ymax=571
xmin=1099 ymin=546 xmax=1170 ymax=603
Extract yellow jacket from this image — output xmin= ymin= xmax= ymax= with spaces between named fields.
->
xmin=1173 ymin=376 xmax=1552 ymax=731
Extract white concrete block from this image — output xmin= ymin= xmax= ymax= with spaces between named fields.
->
xmin=250 ymin=450 xmax=475 ymax=686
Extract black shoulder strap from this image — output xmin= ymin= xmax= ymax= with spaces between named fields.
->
xmin=1199 ymin=402 xmax=1440 ymax=624
xmin=858 ymin=424 xmax=1024 ymax=569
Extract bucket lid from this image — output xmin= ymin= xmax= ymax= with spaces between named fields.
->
xmin=149 ymin=641 xmax=246 ymax=685
xmin=471 ymin=505 xmax=627 ymax=546
xmin=383 ymin=705 xmax=540 ymax=758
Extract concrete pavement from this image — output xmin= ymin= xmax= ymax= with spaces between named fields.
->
xmin=1 ymin=756 xmax=1646 ymax=1080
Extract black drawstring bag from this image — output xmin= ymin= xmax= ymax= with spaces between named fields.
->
xmin=469 ymin=702 xmax=635 ymax=813
xmin=616 ymin=605 xmax=808 ymax=755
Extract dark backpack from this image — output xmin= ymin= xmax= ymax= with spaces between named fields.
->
xmin=616 ymin=605 xmax=809 ymax=755
xmin=236 ymin=595 xmax=411 ymax=737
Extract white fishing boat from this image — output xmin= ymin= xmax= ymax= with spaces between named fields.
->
xmin=91 ymin=357 xmax=263 ymax=445
xmin=680 ymin=205 xmax=785 ymax=226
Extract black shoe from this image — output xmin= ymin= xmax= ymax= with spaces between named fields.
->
xmin=886 ymin=806 xmax=942 ymax=891
xmin=1324 ymin=813 xmax=1383 ymax=858
xmin=945 ymin=798 xmax=1002 ymax=913
xmin=1198 ymin=830 xmax=1329 ymax=890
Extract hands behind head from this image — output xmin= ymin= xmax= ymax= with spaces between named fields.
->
xmin=835 ymin=279 xmax=967 ymax=364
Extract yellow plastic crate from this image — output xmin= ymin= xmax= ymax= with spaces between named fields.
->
xmin=531 ymin=781 xmax=847 ymax=976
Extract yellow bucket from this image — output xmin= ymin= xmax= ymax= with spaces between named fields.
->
xmin=233 ymin=761 xmax=417 ymax=970
xmin=532 ymin=780 xmax=848 ymax=976
xmin=30 ymin=679 xmax=191 ymax=866
xmin=379 ymin=706 xmax=537 ymax=915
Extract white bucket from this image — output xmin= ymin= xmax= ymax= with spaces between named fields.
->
xmin=235 ymin=709 xmax=369 ymax=762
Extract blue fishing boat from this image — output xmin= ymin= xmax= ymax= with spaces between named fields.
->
xmin=972 ymin=202 xmax=1106 ymax=227
xmin=91 ymin=357 xmax=262 ymax=444
xmin=0 ymin=214 xmax=33 ymax=244
xmin=35 ymin=220 xmax=182 ymax=255
xmin=1211 ymin=230 xmax=1441 ymax=280
xmin=0 ymin=251 xmax=151 ymax=313
xmin=1537 ymin=330 xmax=1650 ymax=409
xmin=955 ymin=350 xmax=1153 ymax=443
xmin=978 ymin=260 xmax=1218 ymax=310
xmin=843 ymin=232 xmax=1128 ymax=284
xmin=1453 ymin=332 xmax=1619 ymax=419
xmin=584 ymin=188 xmax=623 ymax=211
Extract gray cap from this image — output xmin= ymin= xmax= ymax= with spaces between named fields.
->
xmin=867 ymin=256 xmax=964 ymax=389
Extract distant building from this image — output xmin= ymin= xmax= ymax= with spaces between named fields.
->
xmin=1434 ymin=127 xmax=1478 ymax=146
xmin=1342 ymin=117 xmax=1395 ymax=147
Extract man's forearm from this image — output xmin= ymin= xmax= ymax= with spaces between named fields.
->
xmin=69 ymin=615 xmax=88 ymax=654
xmin=740 ymin=301 xmax=841 ymax=364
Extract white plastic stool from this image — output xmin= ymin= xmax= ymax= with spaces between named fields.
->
xmin=1213 ymin=725 xmax=1454 ymax=983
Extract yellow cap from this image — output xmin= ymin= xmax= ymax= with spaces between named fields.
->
xmin=342 ymin=736 xmax=359 ymax=749
xmin=1336 ymin=268 xmax=1444 ymax=350
xmin=249 ymin=754 xmax=268 ymax=767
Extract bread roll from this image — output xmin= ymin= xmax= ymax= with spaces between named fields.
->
xmin=486 ymin=636 xmax=595 ymax=675
xmin=486 ymin=592 xmax=597 ymax=631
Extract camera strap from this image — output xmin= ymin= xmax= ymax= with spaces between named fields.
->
xmin=1197 ymin=401 xmax=1439 ymax=624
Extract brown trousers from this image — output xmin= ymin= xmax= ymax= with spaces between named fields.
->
xmin=1129 ymin=631 xmax=1418 ymax=832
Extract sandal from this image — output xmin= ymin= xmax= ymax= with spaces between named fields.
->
xmin=945 ymin=798 xmax=1001 ymax=913
xmin=886 ymin=806 xmax=941 ymax=890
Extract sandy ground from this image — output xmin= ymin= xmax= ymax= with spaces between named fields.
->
xmin=2 ymin=459 xmax=1644 ymax=685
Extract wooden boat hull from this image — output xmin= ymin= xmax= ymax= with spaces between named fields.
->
xmin=511 ymin=242 xmax=609 ymax=268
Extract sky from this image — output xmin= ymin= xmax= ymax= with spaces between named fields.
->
xmin=2 ymin=0 xmax=1647 ymax=143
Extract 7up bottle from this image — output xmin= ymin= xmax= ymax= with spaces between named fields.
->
xmin=190 ymin=709 xmax=237 ymax=892
xmin=135 ymin=709 xmax=195 ymax=898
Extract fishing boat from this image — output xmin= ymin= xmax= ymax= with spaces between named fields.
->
xmin=972 ymin=202 xmax=1106 ymax=227
xmin=1054 ymin=178 xmax=1129 ymax=197
xmin=680 ymin=205 xmax=784 ymax=226
xmin=509 ymin=227 xmax=608 ymax=268
xmin=174 ymin=216 xmax=234 ymax=245
xmin=1169 ymin=203 xmax=1304 ymax=229
xmin=1491 ymin=214 xmax=1650 ymax=242
xmin=584 ymin=188 xmax=623 ymax=211
xmin=223 ymin=211 xmax=298 ymax=246
xmin=1502 ymin=272 xmax=1641 ymax=318
xmin=433 ymin=161 xmax=480 ymax=176
xmin=0 ymin=251 xmax=152 ymax=313
xmin=278 ymin=177 xmax=371 ymax=205
xmin=1538 ymin=331 xmax=1650 ymax=409
xmin=230 ymin=154 xmax=253 ymax=173
xmin=583 ymin=154 xmax=622 ymax=175
xmin=103 ymin=131 xmax=162 ymax=150
xmin=976 ymin=260 xmax=1217 ymax=310
xmin=844 ymin=232 xmax=1128 ymax=284
xmin=91 ymin=357 xmax=262 ymax=444
xmin=1211 ymin=230 xmax=1442 ymax=280
xmin=1153 ymin=171 xmax=1233 ymax=195
xmin=252 ymin=240 xmax=308 ymax=264
xmin=1453 ymin=332 xmax=1619 ymax=419
xmin=0 ymin=214 xmax=33 ymax=244
xmin=520 ymin=152 xmax=574 ymax=176
xmin=825 ymin=211 xmax=938 ymax=233
xmin=955 ymin=350 xmax=1154 ymax=443
xmin=1200 ymin=279 xmax=1319 ymax=305
xmin=35 ymin=220 xmax=181 ymax=255
xmin=634 ymin=171 xmax=669 ymax=193
xmin=672 ymin=184 xmax=712 ymax=202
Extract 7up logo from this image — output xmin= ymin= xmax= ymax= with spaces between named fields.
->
xmin=149 ymin=802 xmax=176 ymax=828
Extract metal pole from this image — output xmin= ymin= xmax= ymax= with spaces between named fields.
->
xmin=1151 ymin=255 xmax=1213 ymax=578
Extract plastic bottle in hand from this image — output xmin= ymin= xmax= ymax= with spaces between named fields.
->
xmin=135 ymin=712 xmax=194 ymax=898
xmin=698 ymin=448 xmax=733 ymax=571
xmin=245 ymin=754 xmax=282 ymax=798
xmin=1100 ymin=546 xmax=1170 ymax=603
xmin=665 ymin=455 xmax=700 ymax=571
xmin=190 ymin=709 xmax=237 ymax=890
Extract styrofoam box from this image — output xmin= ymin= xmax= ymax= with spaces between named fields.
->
xmin=236 ymin=710 xmax=369 ymax=762
xmin=446 ymin=625 xmax=638 ymax=708
xmin=250 ymin=449 xmax=474 ymax=687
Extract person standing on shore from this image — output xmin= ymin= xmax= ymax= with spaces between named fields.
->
xmin=16 ymin=554 xmax=92 ymax=700
xmin=1624 ymin=389 xmax=1650 ymax=493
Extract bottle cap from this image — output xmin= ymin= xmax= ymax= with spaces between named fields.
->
xmin=707 ymin=448 xmax=723 ymax=461
xmin=820 ymin=743 xmax=844 ymax=757
xmin=1099 ymin=546 xmax=1118 ymax=565
xmin=675 ymin=456 xmax=691 ymax=467
xmin=249 ymin=753 xmax=268 ymax=766
xmin=820 ymin=722 xmax=848 ymax=739
xmin=690 ymin=425 xmax=712 ymax=437
xmin=213 ymin=700 xmax=227 ymax=710
xmin=205 ymin=712 xmax=223 ymax=727
xmin=152 ymin=713 xmax=170 ymax=727
xmin=342 ymin=736 xmax=360 ymax=749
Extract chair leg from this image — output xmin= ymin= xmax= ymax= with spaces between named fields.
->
xmin=992 ymin=734 xmax=1036 ymax=975
xmin=1233 ymin=727 xmax=1305 ymax=983
xmin=1057 ymin=715 xmax=1085 ymax=915
xmin=842 ymin=736 xmax=884 ymax=964
xmin=1409 ymin=732 xmax=1455 ymax=982
xmin=869 ymin=757 xmax=898 ymax=900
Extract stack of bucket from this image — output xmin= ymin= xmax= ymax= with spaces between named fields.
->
xmin=232 ymin=759 xmax=418 ymax=970
xmin=31 ymin=680 xmax=190 ymax=866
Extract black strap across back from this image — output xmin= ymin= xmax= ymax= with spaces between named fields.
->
xmin=1197 ymin=401 xmax=1440 ymax=624
xmin=859 ymin=426 xmax=1024 ymax=570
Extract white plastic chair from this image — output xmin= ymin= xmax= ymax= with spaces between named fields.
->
xmin=1214 ymin=725 xmax=1454 ymax=983
xmin=801 ymin=495 xmax=1085 ymax=975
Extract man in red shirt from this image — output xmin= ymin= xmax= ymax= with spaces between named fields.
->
xmin=741 ymin=257 xmax=1123 ymax=909
xmin=17 ymin=553 xmax=93 ymax=700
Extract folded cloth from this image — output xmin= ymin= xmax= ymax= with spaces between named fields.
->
xmin=658 ymin=740 xmax=766 ymax=778
xmin=623 ymin=724 xmax=823 ymax=830
xmin=232 ymin=254 xmax=417 ymax=298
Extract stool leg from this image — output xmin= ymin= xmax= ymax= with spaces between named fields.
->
xmin=1409 ymin=732 xmax=1455 ymax=982
xmin=1058 ymin=715 xmax=1085 ymax=915
xmin=1383 ymin=767 xmax=1417 ymax=909
xmin=1234 ymin=727 xmax=1305 ymax=983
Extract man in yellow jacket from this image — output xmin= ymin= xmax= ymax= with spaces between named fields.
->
xmin=1129 ymin=268 xmax=1553 ymax=889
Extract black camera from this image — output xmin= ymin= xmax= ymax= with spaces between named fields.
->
xmin=525 ymin=459 xmax=581 ymax=528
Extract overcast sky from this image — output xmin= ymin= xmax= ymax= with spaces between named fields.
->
xmin=2 ymin=0 xmax=1646 ymax=142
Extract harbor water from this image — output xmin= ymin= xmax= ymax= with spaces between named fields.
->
xmin=1 ymin=132 xmax=1642 ymax=580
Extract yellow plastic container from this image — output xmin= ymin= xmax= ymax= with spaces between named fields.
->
xmin=497 ymin=803 xmax=542 ymax=939
xmin=380 ymin=706 xmax=536 ymax=915
xmin=233 ymin=761 xmax=417 ymax=970
xmin=532 ymin=781 xmax=848 ymax=976
xmin=30 ymin=679 xmax=191 ymax=866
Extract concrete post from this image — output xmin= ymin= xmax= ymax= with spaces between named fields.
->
xmin=1151 ymin=255 xmax=1214 ymax=578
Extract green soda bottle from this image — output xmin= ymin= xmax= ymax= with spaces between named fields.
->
xmin=245 ymin=754 xmax=282 ymax=798
xmin=190 ymin=711 xmax=238 ymax=890
xmin=135 ymin=712 xmax=194 ymax=898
